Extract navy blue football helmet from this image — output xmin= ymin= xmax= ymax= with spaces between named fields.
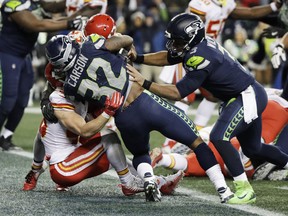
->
xmin=165 ymin=13 xmax=205 ymax=57
xmin=45 ymin=35 xmax=80 ymax=75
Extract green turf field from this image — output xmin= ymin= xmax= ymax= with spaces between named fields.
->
xmin=1 ymin=110 xmax=288 ymax=215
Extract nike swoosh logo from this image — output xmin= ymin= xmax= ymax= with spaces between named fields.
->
xmin=238 ymin=193 xmax=248 ymax=199
xmin=272 ymin=32 xmax=277 ymax=36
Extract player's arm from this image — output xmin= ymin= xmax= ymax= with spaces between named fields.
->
xmin=105 ymin=34 xmax=133 ymax=52
xmin=130 ymin=49 xmax=170 ymax=66
xmin=127 ymin=64 xmax=182 ymax=100
xmin=54 ymin=92 xmax=123 ymax=138
xmin=230 ymin=2 xmax=281 ymax=19
xmin=54 ymin=109 xmax=109 ymax=138
xmin=9 ymin=10 xmax=82 ymax=32
xmin=281 ymin=32 xmax=288 ymax=49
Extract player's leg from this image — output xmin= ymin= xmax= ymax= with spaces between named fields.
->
xmin=210 ymin=96 xmax=256 ymax=204
xmin=23 ymin=131 xmax=47 ymax=191
xmin=49 ymin=134 xmax=110 ymax=186
xmin=0 ymin=53 xmax=29 ymax=150
xmin=101 ymin=132 xmax=145 ymax=196
xmin=141 ymin=91 xmax=234 ymax=203
xmin=115 ymin=95 xmax=163 ymax=202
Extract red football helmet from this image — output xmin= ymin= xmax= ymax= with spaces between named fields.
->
xmin=84 ymin=14 xmax=116 ymax=39
xmin=45 ymin=63 xmax=65 ymax=88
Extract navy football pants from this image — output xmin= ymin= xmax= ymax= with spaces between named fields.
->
xmin=0 ymin=52 xmax=34 ymax=132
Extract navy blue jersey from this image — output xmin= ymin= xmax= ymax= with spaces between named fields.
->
xmin=175 ymin=37 xmax=255 ymax=101
xmin=64 ymin=34 xmax=129 ymax=106
xmin=0 ymin=0 xmax=43 ymax=56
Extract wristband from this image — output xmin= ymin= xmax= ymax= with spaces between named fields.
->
xmin=134 ymin=55 xmax=144 ymax=64
xmin=101 ymin=112 xmax=111 ymax=119
xmin=270 ymin=2 xmax=278 ymax=12
xmin=142 ymin=80 xmax=152 ymax=90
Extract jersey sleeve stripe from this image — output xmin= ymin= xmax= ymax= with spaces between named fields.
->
xmin=189 ymin=7 xmax=206 ymax=16
xmin=52 ymin=103 xmax=75 ymax=110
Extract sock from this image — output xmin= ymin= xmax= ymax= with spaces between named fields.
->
xmin=33 ymin=132 xmax=46 ymax=162
xmin=116 ymin=166 xmax=134 ymax=185
xmin=1 ymin=127 xmax=13 ymax=139
xmin=32 ymin=160 xmax=43 ymax=171
xmin=103 ymin=136 xmax=133 ymax=184
xmin=205 ymin=164 xmax=228 ymax=191
xmin=174 ymin=101 xmax=189 ymax=113
xmin=233 ymin=172 xmax=248 ymax=181
xmin=194 ymin=98 xmax=217 ymax=127
xmin=137 ymin=163 xmax=155 ymax=182
xmin=158 ymin=153 xmax=188 ymax=171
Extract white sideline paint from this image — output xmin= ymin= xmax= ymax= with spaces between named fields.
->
xmin=10 ymin=150 xmax=285 ymax=216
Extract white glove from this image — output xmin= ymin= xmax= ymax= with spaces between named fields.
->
xmin=68 ymin=16 xmax=88 ymax=31
xmin=271 ymin=43 xmax=286 ymax=69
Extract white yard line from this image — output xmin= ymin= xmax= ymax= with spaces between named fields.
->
xmin=10 ymin=150 xmax=285 ymax=216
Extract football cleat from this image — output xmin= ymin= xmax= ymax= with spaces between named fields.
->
xmin=227 ymin=180 xmax=256 ymax=204
xmin=156 ymin=170 xmax=184 ymax=195
xmin=217 ymin=187 xmax=235 ymax=203
xmin=144 ymin=180 xmax=161 ymax=202
xmin=252 ymin=162 xmax=278 ymax=180
xmin=120 ymin=176 xmax=144 ymax=196
xmin=22 ymin=168 xmax=45 ymax=191
xmin=267 ymin=169 xmax=288 ymax=181
xmin=150 ymin=148 xmax=163 ymax=168
xmin=0 ymin=136 xmax=22 ymax=151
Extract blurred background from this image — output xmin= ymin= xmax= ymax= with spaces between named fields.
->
xmin=2 ymin=0 xmax=279 ymax=106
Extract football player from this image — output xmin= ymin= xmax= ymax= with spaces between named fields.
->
xmin=128 ymin=13 xmax=288 ymax=204
xmin=0 ymin=0 xmax=87 ymax=151
xmin=150 ymin=88 xmax=288 ymax=180
xmin=44 ymin=29 xmax=238 ymax=203
xmin=23 ymin=38 xmax=184 ymax=195
xmin=159 ymin=0 xmax=284 ymax=153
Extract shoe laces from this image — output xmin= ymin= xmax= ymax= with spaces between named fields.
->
xmin=25 ymin=171 xmax=37 ymax=183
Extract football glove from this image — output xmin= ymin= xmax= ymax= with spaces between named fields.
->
xmin=41 ymin=98 xmax=58 ymax=123
xmin=104 ymin=91 xmax=124 ymax=116
xmin=262 ymin=26 xmax=286 ymax=38
xmin=271 ymin=43 xmax=286 ymax=69
xmin=68 ymin=16 xmax=88 ymax=30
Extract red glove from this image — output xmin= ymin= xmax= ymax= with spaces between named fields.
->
xmin=104 ymin=91 xmax=124 ymax=116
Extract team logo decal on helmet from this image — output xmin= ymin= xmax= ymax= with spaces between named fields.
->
xmin=45 ymin=35 xmax=80 ymax=73
xmin=165 ymin=13 xmax=205 ymax=57
xmin=185 ymin=20 xmax=204 ymax=37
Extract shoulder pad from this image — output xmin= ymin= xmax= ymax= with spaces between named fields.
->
xmin=89 ymin=33 xmax=103 ymax=42
xmin=88 ymin=34 xmax=105 ymax=49
xmin=185 ymin=56 xmax=210 ymax=70
xmin=50 ymin=90 xmax=75 ymax=111
xmin=4 ymin=0 xmax=30 ymax=13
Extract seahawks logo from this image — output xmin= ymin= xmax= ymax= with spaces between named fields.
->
xmin=184 ymin=20 xmax=204 ymax=37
